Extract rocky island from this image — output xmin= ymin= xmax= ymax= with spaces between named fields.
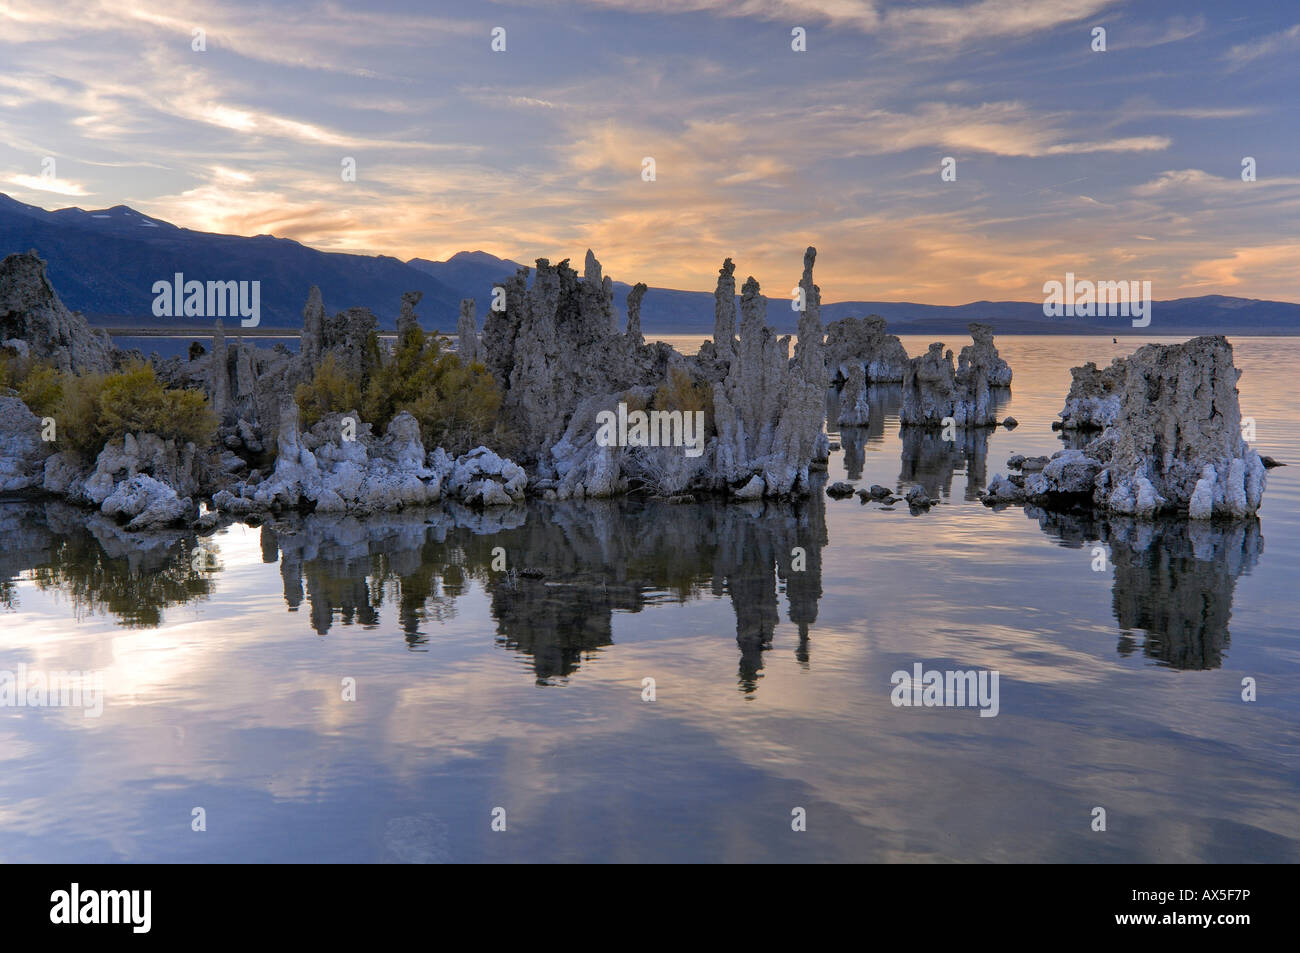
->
xmin=0 ymin=247 xmax=1270 ymax=530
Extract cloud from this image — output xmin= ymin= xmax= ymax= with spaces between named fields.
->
xmin=6 ymin=173 xmax=89 ymax=195
xmin=0 ymin=0 xmax=482 ymax=73
xmin=1133 ymin=169 xmax=1300 ymax=197
xmin=0 ymin=0 xmax=1294 ymax=303
xmin=1224 ymin=23 xmax=1300 ymax=68
xmin=571 ymin=0 xmax=1116 ymax=45
xmin=1188 ymin=243 xmax=1300 ymax=290
xmin=1111 ymin=14 xmax=1206 ymax=49
xmin=879 ymin=0 xmax=1116 ymax=46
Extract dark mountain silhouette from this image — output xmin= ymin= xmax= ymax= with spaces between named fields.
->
xmin=4 ymin=193 xmax=1298 ymax=335
xmin=407 ymin=250 xmax=521 ymax=296
xmin=0 ymin=193 xmax=462 ymax=328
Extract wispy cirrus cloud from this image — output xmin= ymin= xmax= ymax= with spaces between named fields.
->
xmin=1223 ymin=22 xmax=1300 ymax=68
xmin=0 ymin=0 xmax=1296 ymax=302
xmin=568 ymin=0 xmax=1117 ymax=45
xmin=6 ymin=173 xmax=89 ymax=196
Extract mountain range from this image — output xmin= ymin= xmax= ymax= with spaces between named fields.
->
xmin=3 ymin=192 xmax=1298 ymax=336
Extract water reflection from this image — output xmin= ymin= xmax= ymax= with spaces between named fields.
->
xmin=266 ymin=496 xmax=829 ymax=691
xmin=0 ymin=501 xmax=213 ymax=626
xmin=830 ymin=382 xmax=999 ymax=499
xmin=1026 ymin=507 xmax=1264 ymax=669
xmin=0 ymin=494 xmax=826 ymax=692
xmin=0 ymin=469 xmax=1261 ymax=680
xmin=898 ymin=426 xmax=992 ymax=501
xmin=833 ymin=384 xmax=904 ymax=480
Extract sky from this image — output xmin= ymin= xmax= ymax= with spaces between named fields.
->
xmin=1 ymin=0 xmax=1299 ymax=304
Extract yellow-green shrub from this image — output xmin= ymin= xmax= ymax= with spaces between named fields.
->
xmin=294 ymin=353 xmax=362 ymax=430
xmin=362 ymin=326 xmax=501 ymax=453
xmin=53 ymin=362 xmax=216 ymax=458
xmin=653 ymin=367 xmax=714 ymax=433
xmin=16 ymin=364 xmax=63 ymax=418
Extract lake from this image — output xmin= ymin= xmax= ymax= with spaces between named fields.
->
xmin=2 ymin=335 xmax=1297 ymax=862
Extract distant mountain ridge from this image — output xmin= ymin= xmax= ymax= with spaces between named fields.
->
xmin=0 ymin=193 xmax=463 ymax=328
xmin=3 ymin=193 xmax=1299 ymax=335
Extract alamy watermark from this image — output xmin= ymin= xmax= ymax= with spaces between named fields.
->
xmin=595 ymin=402 xmax=705 ymax=458
xmin=1043 ymin=273 xmax=1151 ymax=328
xmin=0 ymin=664 xmax=104 ymax=717
xmin=890 ymin=662 xmax=999 ymax=717
xmin=151 ymin=273 xmax=260 ymax=327
xmin=50 ymin=883 xmax=150 ymax=933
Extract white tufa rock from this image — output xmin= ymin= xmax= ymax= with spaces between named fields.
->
xmin=1056 ymin=358 xmax=1125 ymax=431
xmin=1092 ymin=336 xmax=1265 ymax=519
xmin=901 ymin=324 xmax=1009 ymax=428
xmin=712 ymin=248 xmax=829 ymax=497
xmin=100 ymin=474 xmax=187 ymax=530
xmin=457 ymin=298 xmax=480 ymax=365
xmin=215 ymin=406 xmax=526 ymax=514
xmin=0 ymin=395 xmax=53 ymax=492
xmin=824 ymin=315 xmax=909 ymax=383
xmin=837 ymin=371 xmax=871 ymax=426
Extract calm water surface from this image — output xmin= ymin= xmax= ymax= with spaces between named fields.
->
xmin=2 ymin=335 xmax=1297 ymax=862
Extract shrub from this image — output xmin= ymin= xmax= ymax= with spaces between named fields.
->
xmin=653 ymin=367 xmax=715 ymax=435
xmin=17 ymin=364 xmax=64 ymax=418
xmin=54 ymin=362 xmax=216 ymax=458
xmin=96 ymin=363 xmax=215 ymax=446
xmin=361 ymin=326 xmax=501 ymax=454
xmin=1 ymin=350 xmax=65 ymax=418
xmin=294 ymin=353 xmax=362 ymax=430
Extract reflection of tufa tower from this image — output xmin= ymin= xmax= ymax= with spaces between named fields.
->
xmin=1109 ymin=519 xmax=1263 ymax=670
xmin=256 ymin=494 xmax=828 ymax=691
xmin=1027 ymin=508 xmax=1264 ymax=670
xmin=899 ymin=425 xmax=992 ymax=501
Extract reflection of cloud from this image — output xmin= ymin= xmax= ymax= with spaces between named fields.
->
xmin=2 ymin=462 xmax=1297 ymax=860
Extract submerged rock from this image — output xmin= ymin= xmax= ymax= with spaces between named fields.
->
xmin=983 ymin=473 xmax=1025 ymax=504
xmin=1025 ymin=448 xmax=1102 ymax=500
